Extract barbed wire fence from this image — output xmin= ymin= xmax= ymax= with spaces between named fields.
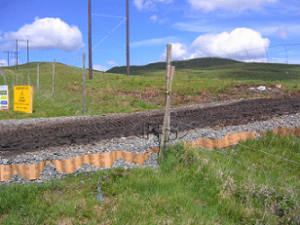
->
xmin=170 ymin=43 xmax=300 ymax=210
xmin=0 ymin=38 xmax=299 ymax=119
xmin=0 ymin=41 xmax=300 ymax=219
xmin=0 ymin=42 xmax=299 ymax=119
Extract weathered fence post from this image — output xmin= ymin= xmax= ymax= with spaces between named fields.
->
xmin=159 ymin=44 xmax=175 ymax=157
xmin=0 ymin=70 xmax=7 ymax=85
xmin=11 ymin=76 xmax=14 ymax=90
xmin=21 ymin=70 xmax=23 ymax=85
xmin=52 ymin=59 xmax=55 ymax=98
xmin=27 ymin=67 xmax=30 ymax=85
xmin=82 ymin=53 xmax=86 ymax=114
xmin=37 ymin=63 xmax=39 ymax=92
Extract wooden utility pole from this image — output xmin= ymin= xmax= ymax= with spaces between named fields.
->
xmin=82 ymin=53 xmax=86 ymax=114
xmin=88 ymin=0 xmax=93 ymax=80
xmin=159 ymin=44 xmax=175 ymax=156
xmin=126 ymin=0 xmax=130 ymax=76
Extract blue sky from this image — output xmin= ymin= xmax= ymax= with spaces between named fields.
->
xmin=0 ymin=0 xmax=300 ymax=71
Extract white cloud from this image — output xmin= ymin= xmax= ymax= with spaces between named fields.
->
xmin=93 ymin=65 xmax=108 ymax=72
xmin=0 ymin=59 xmax=8 ymax=67
xmin=106 ymin=61 xmax=117 ymax=66
xmin=150 ymin=15 xmax=158 ymax=22
xmin=269 ymin=58 xmax=300 ymax=65
xmin=251 ymin=23 xmax=300 ymax=38
xmin=172 ymin=21 xmax=217 ymax=33
xmin=187 ymin=0 xmax=278 ymax=12
xmin=133 ymin=0 xmax=144 ymax=10
xmin=275 ymin=25 xmax=288 ymax=39
xmin=159 ymin=28 xmax=270 ymax=61
xmin=10 ymin=58 xmax=20 ymax=66
xmin=191 ymin=28 xmax=270 ymax=59
xmin=160 ymin=43 xmax=188 ymax=60
xmin=150 ymin=15 xmax=167 ymax=23
xmin=247 ymin=57 xmax=293 ymax=64
xmin=1 ymin=17 xmax=84 ymax=51
xmin=131 ymin=36 xmax=179 ymax=48
xmin=133 ymin=0 xmax=172 ymax=10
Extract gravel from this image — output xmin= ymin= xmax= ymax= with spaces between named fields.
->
xmin=1 ymin=109 xmax=300 ymax=187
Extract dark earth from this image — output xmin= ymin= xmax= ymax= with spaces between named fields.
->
xmin=0 ymin=95 xmax=299 ymax=158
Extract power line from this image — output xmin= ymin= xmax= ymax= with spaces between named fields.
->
xmin=93 ymin=50 xmax=126 ymax=53
xmin=92 ymin=13 xmax=126 ymax=19
xmin=5 ymin=39 xmax=30 ymax=69
xmin=92 ymin=19 xmax=126 ymax=51
xmin=92 ymin=15 xmax=109 ymax=32
xmin=214 ymin=43 xmax=300 ymax=61
xmin=90 ymin=1 xmax=129 ymax=75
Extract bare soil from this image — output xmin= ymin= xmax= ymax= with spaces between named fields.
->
xmin=0 ymin=88 xmax=299 ymax=158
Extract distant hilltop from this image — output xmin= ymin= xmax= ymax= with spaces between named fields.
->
xmin=106 ymin=57 xmax=243 ymax=74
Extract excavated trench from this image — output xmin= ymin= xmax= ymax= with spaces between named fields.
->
xmin=0 ymin=96 xmax=299 ymax=158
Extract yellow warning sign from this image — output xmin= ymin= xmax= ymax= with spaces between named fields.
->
xmin=14 ymin=86 xmax=33 ymax=114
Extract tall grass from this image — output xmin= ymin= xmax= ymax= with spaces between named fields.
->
xmin=0 ymin=60 xmax=299 ymax=120
xmin=1 ymin=131 xmax=299 ymax=224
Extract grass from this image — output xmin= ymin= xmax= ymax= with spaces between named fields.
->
xmin=0 ymin=59 xmax=299 ymax=120
xmin=1 ymin=59 xmax=299 ymax=224
xmin=0 ymin=131 xmax=299 ymax=224
xmin=106 ymin=57 xmax=243 ymax=74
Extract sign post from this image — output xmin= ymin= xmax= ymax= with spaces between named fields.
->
xmin=0 ymin=85 xmax=9 ymax=111
xmin=14 ymin=86 xmax=33 ymax=114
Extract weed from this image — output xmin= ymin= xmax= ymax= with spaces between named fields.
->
xmin=1 ymin=133 xmax=299 ymax=224
xmin=1 ymin=61 xmax=298 ymax=120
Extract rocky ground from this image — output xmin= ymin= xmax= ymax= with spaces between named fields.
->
xmin=0 ymin=91 xmax=299 ymax=185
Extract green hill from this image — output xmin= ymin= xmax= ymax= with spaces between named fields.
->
xmin=107 ymin=57 xmax=243 ymax=74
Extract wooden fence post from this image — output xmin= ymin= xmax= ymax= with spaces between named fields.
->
xmin=82 ymin=53 xmax=86 ymax=114
xmin=159 ymin=44 xmax=175 ymax=157
xmin=52 ymin=59 xmax=55 ymax=98
xmin=0 ymin=70 xmax=7 ymax=85
xmin=11 ymin=76 xmax=14 ymax=90
xmin=37 ymin=63 xmax=39 ymax=92
xmin=27 ymin=67 xmax=30 ymax=85
xmin=21 ymin=70 xmax=23 ymax=85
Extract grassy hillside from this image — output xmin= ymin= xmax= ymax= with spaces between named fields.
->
xmin=108 ymin=57 xmax=300 ymax=82
xmin=107 ymin=57 xmax=243 ymax=74
xmin=0 ymin=60 xmax=299 ymax=120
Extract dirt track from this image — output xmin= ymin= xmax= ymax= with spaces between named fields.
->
xmin=0 ymin=96 xmax=299 ymax=158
